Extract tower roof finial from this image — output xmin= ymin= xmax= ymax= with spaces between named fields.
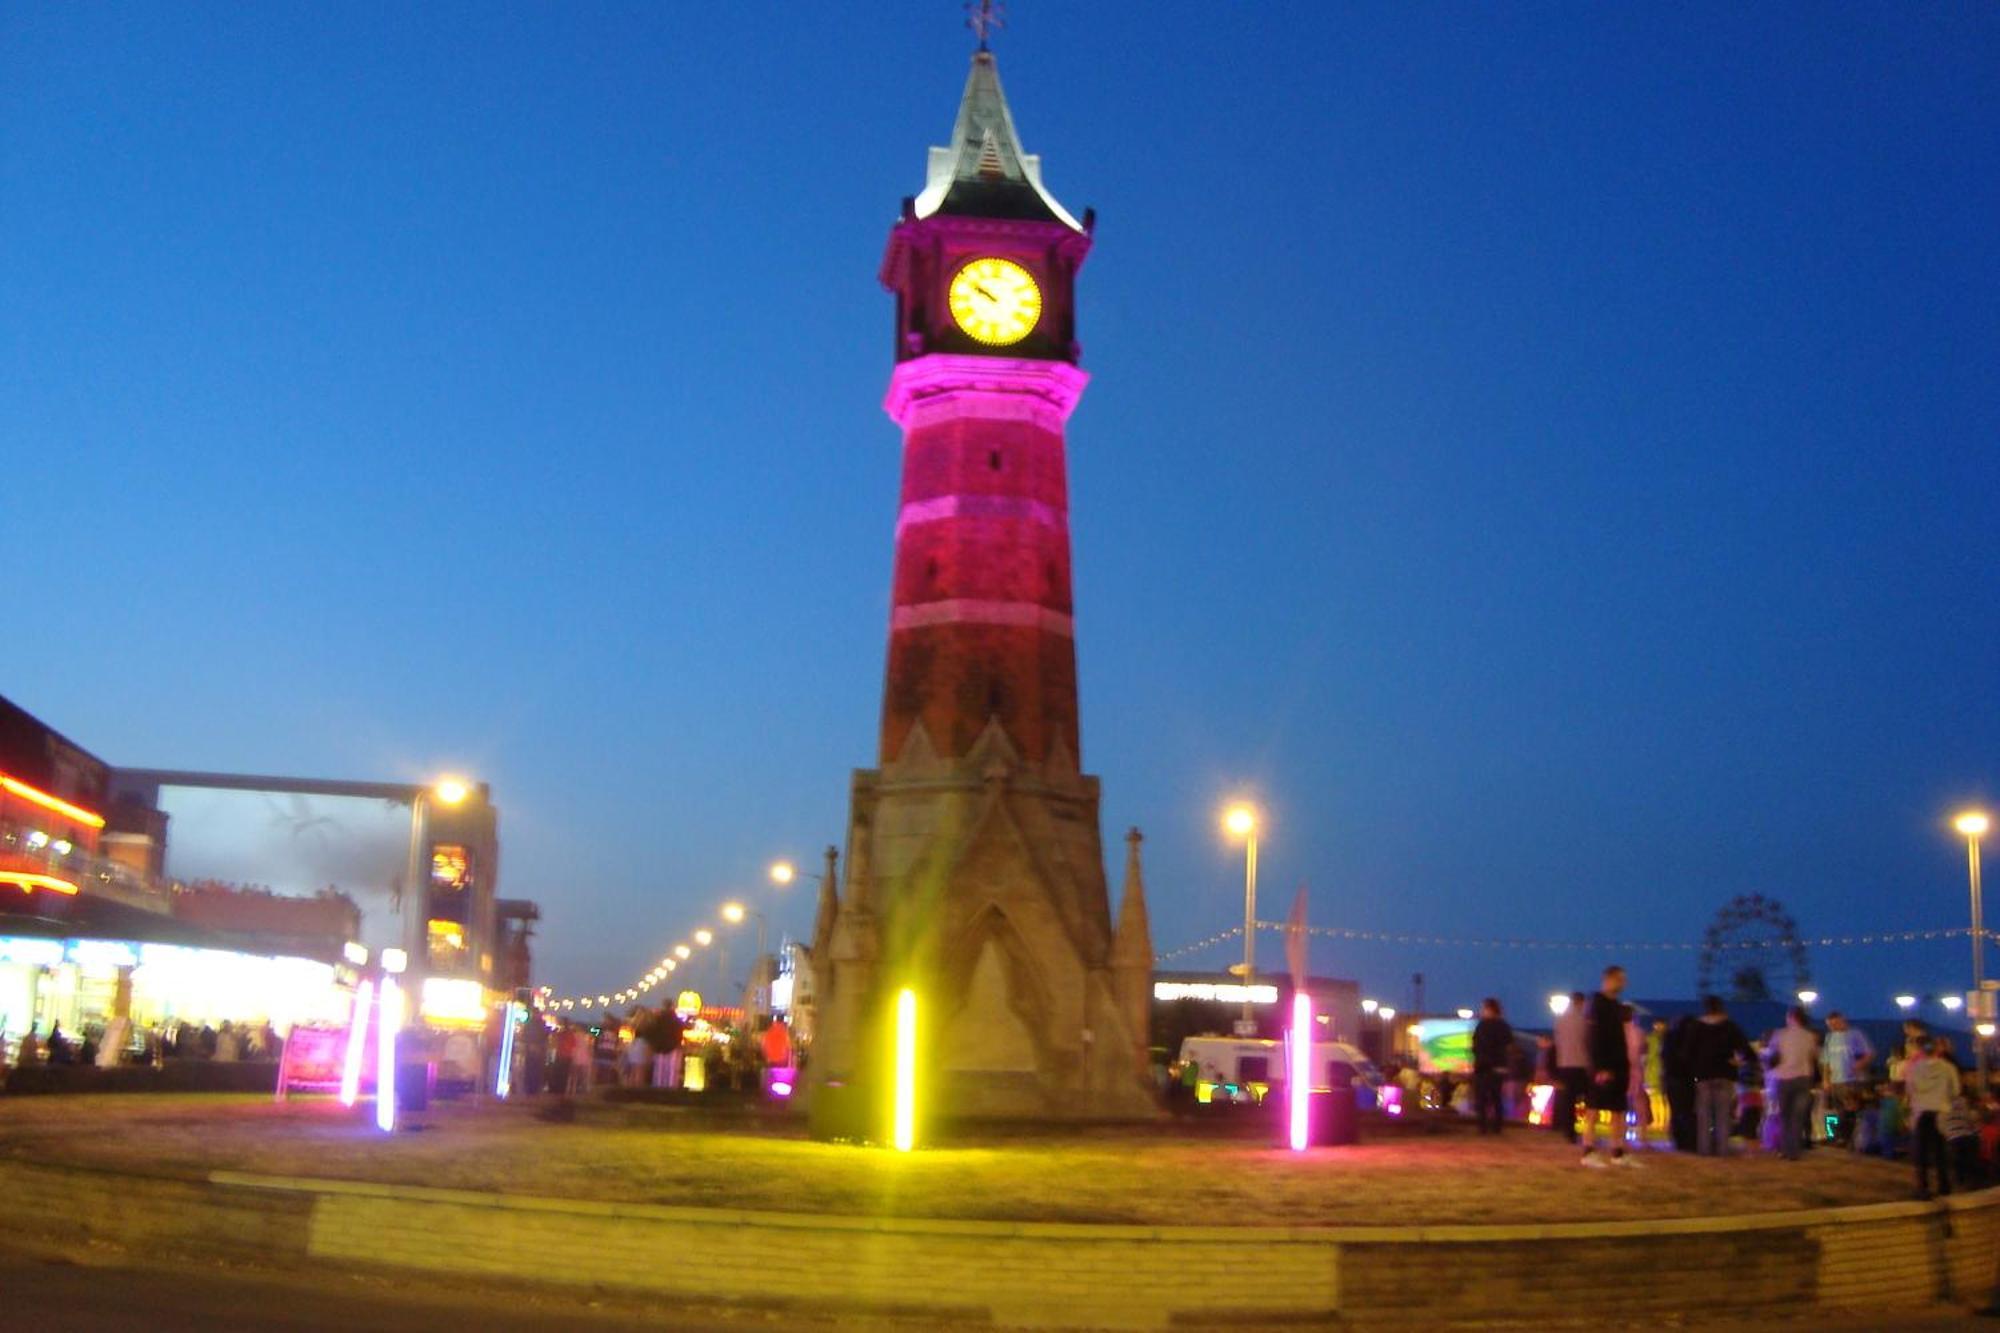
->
xmin=966 ymin=0 xmax=1004 ymax=52
xmin=910 ymin=11 xmax=1082 ymax=231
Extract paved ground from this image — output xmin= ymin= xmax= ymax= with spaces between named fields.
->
xmin=3 ymin=1242 xmax=1995 ymax=1332
xmin=0 ymin=1093 xmax=1948 ymax=1227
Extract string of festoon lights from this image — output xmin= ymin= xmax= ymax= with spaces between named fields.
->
xmin=543 ymin=920 xmax=717 ymax=1012
xmin=542 ymin=858 xmax=817 ymax=1013
xmin=1155 ymin=921 xmax=1988 ymax=965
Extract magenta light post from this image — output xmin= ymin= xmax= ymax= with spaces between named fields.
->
xmin=1288 ymin=989 xmax=1312 ymax=1151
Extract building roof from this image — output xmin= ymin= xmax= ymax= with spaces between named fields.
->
xmin=912 ymin=50 xmax=1082 ymax=231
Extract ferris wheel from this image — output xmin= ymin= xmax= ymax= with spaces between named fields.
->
xmin=1697 ymin=894 xmax=1812 ymax=1004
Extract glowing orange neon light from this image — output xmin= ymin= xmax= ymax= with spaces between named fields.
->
xmin=0 ymin=774 xmax=106 ymax=830
xmin=0 ymin=872 xmax=80 ymax=895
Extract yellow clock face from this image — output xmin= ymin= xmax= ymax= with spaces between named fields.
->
xmin=948 ymin=257 xmax=1042 ymax=346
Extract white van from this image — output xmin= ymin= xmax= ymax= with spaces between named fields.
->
xmin=1177 ymin=1035 xmax=1382 ymax=1106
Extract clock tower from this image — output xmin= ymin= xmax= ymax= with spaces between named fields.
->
xmin=810 ymin=41 xmax=1156 ymax=1130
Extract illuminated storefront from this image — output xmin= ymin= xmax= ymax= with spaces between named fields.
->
xmin=0 ymin=932 xmax=348 ymax=1048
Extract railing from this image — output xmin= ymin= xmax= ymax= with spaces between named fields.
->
xmin=0 ymin=819 xmax=173 ymax=912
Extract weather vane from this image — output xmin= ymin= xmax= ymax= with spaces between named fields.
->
xmin=966 ymin=0 xmax=1005 ymax=51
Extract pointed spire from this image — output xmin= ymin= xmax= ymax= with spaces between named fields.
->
xmin=1112 ymin=827 xmax=1152 ymax=965
xmin=912 ymin=50 xmax=1082 ymax=230
xmin=809 ymin=843 xmax=841 ymax=976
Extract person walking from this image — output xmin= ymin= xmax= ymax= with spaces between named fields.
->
xmin=1685 ymin=995 xmax=1754 ymax=1156
xmin=1768 ymin=1006 xmax=1820 ymax=1161
xmin=1471 ymin=998 xmax=1512 ymax=1135
xmin=1907 ymin=1035 xmax=1961 ymax=1199
xmin=1581 ymin=966 xmax=1634 ymax=1167
xmin=1552 ymin=991 xmax=1589 ymax=1145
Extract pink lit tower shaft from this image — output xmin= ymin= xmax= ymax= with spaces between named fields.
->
xmin=809 ymin=45 xmax=1155 ymax=1131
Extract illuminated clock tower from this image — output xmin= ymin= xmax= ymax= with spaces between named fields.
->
xmin=811 ymin=35 xmax=1155 ymax=1129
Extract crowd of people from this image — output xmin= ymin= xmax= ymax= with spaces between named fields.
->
xmin=1522 ymin=964 xmax=1996 ymax=1198
xmin=1 ymin=1017 xmax=281 ymax=1077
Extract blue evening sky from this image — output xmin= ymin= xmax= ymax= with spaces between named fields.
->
xmin=5 ymin=4 xmax=1997 ymax=1023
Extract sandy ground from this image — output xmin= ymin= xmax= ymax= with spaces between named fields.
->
xmin=0 ymin=1092 xmax=1956 ymax=1227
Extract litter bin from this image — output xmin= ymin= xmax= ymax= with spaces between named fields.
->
xmin=1321 ymin=1065 xmax=1358 ymax=1146
xmin=395 ymin=1061 xmax=433 ymax=1113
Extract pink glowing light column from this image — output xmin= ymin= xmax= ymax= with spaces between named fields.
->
xmin=338 ymin=979 xmax=375 ymax=1108
xmin=375 ymin=977 xmax=402 ymax=1132
xmin=1288 ymin=990 xmax=1312 ymax=1152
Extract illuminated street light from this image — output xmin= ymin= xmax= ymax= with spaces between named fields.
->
xmin=1361 ymin=998 xmax=1378 ymax=1015
xmin=1896 ymin=995 xmax=1918 ymax=1010
xmin=1378 ymin=1006 xmax=1396 ymax=1021
xmin=432 ymin=778 xmax=470 ymax=806
xmin=1943 ymin=996 xmax=1965 ymax=1012
xmin=1220 ymin=801 xmax=1259 ymax=1027
xmin=1456 ymin=1008 xmax=1474 ymax=1020
xmin=721 ymin=902 xmax=746 ymax=924
xmin=770 ymin=861 xmax=797 ymax=886
xmin=1797 ymin=990 xmax=1819 ymax=1006
xmin=1982 ymin=1023 xmax=1998 ymax=1040
xmin=694 ymin=928 xmax=713 ymax=947
xmin=1954 ymin=810 xmax=1991 ymax=1088
xmin=1549 ymin=994 xmax=1570 ymax=1016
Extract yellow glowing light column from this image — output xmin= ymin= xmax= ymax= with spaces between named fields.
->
xmin=892 ymin=987 xmax=917 ymax=1152
xmin=1222 ymin=803 xmax=1259 ymax=1027
xmin=1956 ymin=810 xmax=1990 ymax=1088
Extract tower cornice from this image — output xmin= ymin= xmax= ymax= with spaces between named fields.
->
xmin=884 ymin=353 xmax=1089 ymax=433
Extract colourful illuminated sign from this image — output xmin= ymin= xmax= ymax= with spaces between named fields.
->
xmin=419 ymin=975 xmax=485 ymax=1027
xmin=429 ymin=845 xmax=471 ymax=891
xmin=0 ymin=872 xmax=80 ymax=896
xmin=0 ymin=773 xmax=105 ymax=830
xmin=1152 ymin=981 xmax=1279 ymax=1005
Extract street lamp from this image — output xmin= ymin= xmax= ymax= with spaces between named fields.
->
xmin=1456 ymin=1008 xmax=1474 ymax=1021
xmin=1797 ymin=990 xmax=1819 ymax=1006
xmin=1361 ymin=998 xmax=1378 ymax=1015
xmin=674 ymin=945 xmax=691 ymax=960
xmin=694 ymin=928 xmax=713 ymax=946
xmin=1955 ymin=810 xmax=1990 ymax=1089
xmin=1895 ymin=994 xmax=1918 ymax=1010
xmin=723 ymin=900 xmax=772 ymax=1021
xmin=400 ymin=775 xmax=474 ymax=978
xmin=1943 ymin=995 xmax=1965 ymax=1013
xmin=1221 ymin=802 xmax=1259 ymax=1028
xmin=1549 ymin=994 xmax=1571 ymax=1016
xmin=769 ymin=861 xmax=796 ymax=886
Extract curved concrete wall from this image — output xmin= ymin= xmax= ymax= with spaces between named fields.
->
xmin=3 ymin=1160 xmax=1994 ymax=1328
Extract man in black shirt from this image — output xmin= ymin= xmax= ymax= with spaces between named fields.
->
xmin=1471 ymin=998 xmax=1513 ymax=1135
xmin=1582 ymin=964 xmax=1633 ymax=1166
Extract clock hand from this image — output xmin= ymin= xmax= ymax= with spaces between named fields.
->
xmin=975 ymin=285 xmax=996 ymax=302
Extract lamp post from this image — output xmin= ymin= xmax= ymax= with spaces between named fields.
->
xmin=722 ymin=901 xmax=770 ymax=1020
xmin=1222 ymin=803 xmax=1259 ymax=1028
xmin=399 ymin=776 xmax=470 ymax=982
xmin=1955 ymin=810 xmax=1990 ymax=1089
